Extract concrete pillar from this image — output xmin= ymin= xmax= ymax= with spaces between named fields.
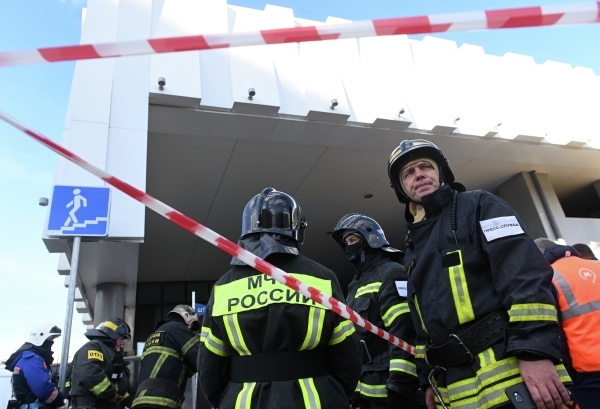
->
xmin=94 ymin=282 xmax=126 ymax=326
xmin=497 ymin=172 xmax=555 ymax=240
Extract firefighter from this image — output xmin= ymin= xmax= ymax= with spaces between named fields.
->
xmin=5 ymin=323 xmax=68 ymax=409
xmin=132 ymin=305 xmax=200 ymax=409
xmin=69 ymin=318 xmax=131 ymax=409
xmin=198 ymin=187 xmax=361 ymax=409
xmin=387 ymin=140 xmax=571 ymax=409
xmin=332 ymin=214 xmax=425 ymax=409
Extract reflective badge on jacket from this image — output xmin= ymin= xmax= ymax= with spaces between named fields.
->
xmin=144 ymin=331 xmax=165 ymax=349
xmin=212 ymin=273 xmax=332 ymax=316
xmin=479 ymin=216 xmax=524 ymax=242
xmin=395 ymin=281 xmax=407 ymax=297
xmin=88 ymin=350 xmax=104 ymax=361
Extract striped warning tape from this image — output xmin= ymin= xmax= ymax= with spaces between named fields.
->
xmin=0 ymin=109 xmax=415 ymax=354
xmin=0 ymin=2 xmax=599 ymax=67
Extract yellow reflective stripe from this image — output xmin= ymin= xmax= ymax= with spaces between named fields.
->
xmin=234 ymin=382 xmax=256 ymax=409
xmin=357 ymin=382 xmax=387 ymax=398
xmin=413 ymin=296 xmax=428 ymax=333
xmin=224 ymin=314 xmax=251 ymax=356
xmin=149 ymin=352 xmax=169 ymax=378
xmin=508 ymin=303 xmax=557 ymax=322
xmin=389 ymin=359 xmax=417 ymax=377
xmin=89 ymin=377 xmax=111 ymax=396
xmin=355 ymin=282 xmax=382 ymax=297
xmin=142 ymin=346 xmax=181 ymax=360
xmin=65 ymin=381 xmax=71 ymax=388
xmin=300 ymin=307 xmax=325 ymax=351
xmin=181 ymin=335 xmax=199 ymax=355
xmin=298 ymin=378 xmax=321 ymax=409
xmin=556 ymin=363 xmax=572 ymax=384
xmin=382 ymin=302 xmax=410 ymax=327
xmin=415 ymin=345 xmax=426 ymax=359
xmin=204 ymin=329 xmax=228 ymax=357
xmin=132 ymin=396 xmax=179 ymax=409
xmin=213 ymin=273 xmax=332 ymax=316
xmin=328 ymin=320 xmax=355 ymax=346
xmin=447 ymin=250 xmax=475 ymax=325
xmin=447 ymin=357 xmax=520 ymax=399
xmin=477 ymin=348 xmax=497 ymax=367
xmin=200 ymin=326 xmax=209 ymax=343
xmin=120 ymin=392 xmax=130 ymax=402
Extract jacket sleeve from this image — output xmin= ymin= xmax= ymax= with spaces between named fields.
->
xmin=477 ymin=192 xmax=561 ymax=361
xmin=378 ymin=265 xmax=420 ymax=399
xmin=174 ymin=326 xmax=200 ymax=375
xmin=198 ymin=293 xmax=230 ymax=408
xmin=324 ymin=269 xmax=362 ymax=398
xmin=77 ymin=346 xmax=117 ymax=400
xmin=20 ymin=354 xmax=66 ymax=406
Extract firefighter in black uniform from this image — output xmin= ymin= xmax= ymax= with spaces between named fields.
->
xmin=387 ymin=139 xmax=571 ymax=409
xmin=132 ymin=305 xmax=200 ymax=409
xmin=198 ymin=187 xmax=361 ymax=409
xmin=69 ymin=318 xmax=131 ymax=409
xmin=333 ymin=214 xmax=425 ymax=409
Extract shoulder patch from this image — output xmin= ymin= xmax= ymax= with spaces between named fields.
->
xmin=479 ymin=215 xmax=524 ymax=242
xmin=395 ymin=281 xmax=407 ymax=297
xmin=144 ymin=331 xmax=165 ymax=349
xmin=87 ymin=350 xmax=104 ymax=361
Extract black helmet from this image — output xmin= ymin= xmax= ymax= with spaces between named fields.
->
xmin=85 ymin=317 xmax=131 ymax=341
xmin=332 ymin=213 xmax=402 ymax=256
xmin=241 ymin=187 xmax=307 ymax=244
xmin=387 ymin=139 xmax=455 ymax=203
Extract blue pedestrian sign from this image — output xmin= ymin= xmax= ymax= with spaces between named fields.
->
xmin=47 ymin=185 xmax=111 ymax=237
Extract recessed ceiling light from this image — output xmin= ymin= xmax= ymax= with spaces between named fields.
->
xmin=326 ymin=231 xmax=333 ymax=235
xmin=364 ymin=194 xmax=373 ymax=199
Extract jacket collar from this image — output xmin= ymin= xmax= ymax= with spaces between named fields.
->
xmin=405 ymin=184 xmax=453 ymax=223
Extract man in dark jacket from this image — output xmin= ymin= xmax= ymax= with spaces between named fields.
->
xmin=198 ymin=187 xmax=362 ymax=409
xmin=69 ymin=318 xmax=131 ymax=409
xmin=5 ymin=323 xmax=68 ymax=409
xmin=387 ymin=139 xmax=571 ymax=409
xmin=332 ymin=214 xmax=425 ymax=409
xmin=132 ymin=305 xmax=200 ymax=409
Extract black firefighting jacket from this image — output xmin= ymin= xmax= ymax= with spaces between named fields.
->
xmin=69 ymin=339 xmax=130 ymax=409
xmin=404 ymin=184 xmax=570 ymax=409
xmin=346 ymin=251 xmax=421 ymax=405
xmin=132 ymin=318 xmax=199 ymax=409
xmin=198 ymin=252 xmax=362 ymax=409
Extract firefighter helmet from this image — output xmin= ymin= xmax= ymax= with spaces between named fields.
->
xmin=85 ymin=317 xmax=131 ymax=340
xmin=332 ymin=214 xmax=402 ymax=255
xmin=241 ymin=187 xmax=307 ymax=244
xmin=26 ymin=323 xmax=62 ymax=346
xmin=168 ymin=305 xmax=200 ymax=331
xmin=387 ymin=139 xmax=455 ymax=203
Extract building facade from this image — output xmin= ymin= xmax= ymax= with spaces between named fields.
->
xmin=43 ymin=0 xmax=600 ymax=351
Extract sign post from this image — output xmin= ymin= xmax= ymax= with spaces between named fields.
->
xmin=47 ymin=185 xmax=111 ymax=392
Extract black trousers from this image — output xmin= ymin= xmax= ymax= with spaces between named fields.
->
xmin=357 ymin=399 xmax=387 ymax=409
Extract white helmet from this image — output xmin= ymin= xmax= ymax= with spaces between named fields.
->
xmin=27 ymin=323 xmax=62 ymax=346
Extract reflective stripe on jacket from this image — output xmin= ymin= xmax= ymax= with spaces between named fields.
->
xmin=132 ymin=320 xmax=199 ymax=409
xmin=404 ymin=185 xmax=569 ymax=409
xmin=552 ymin=257 xmax=600 ymax=372
xmin=198 ymin=252 xmax=362 ymax=409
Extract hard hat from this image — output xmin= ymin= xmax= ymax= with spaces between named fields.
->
xmin=85 ymin=317 xmax=131 ymax=340
xmin=26 ymin=323 xmax=62 ymax=346
xmin=168 ymin=305 xmax=200 ymax=330
xmin=332 ymin=213 xmax=403 ymax=256
xmin=387 ymin=139 xmax=455 ymax=203
xmin=241 ymin=187 xmax=307 ymax=244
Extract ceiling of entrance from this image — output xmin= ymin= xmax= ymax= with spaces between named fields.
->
xmin=139 ymin=105 xmax=600 ymax=288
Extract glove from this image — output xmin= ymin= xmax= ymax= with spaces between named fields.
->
xmin=57 ymin=399 xmax=69 ymax=409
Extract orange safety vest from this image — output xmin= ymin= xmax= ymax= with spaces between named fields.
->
xmin=552 ymin=257 xmax=600 ymax=372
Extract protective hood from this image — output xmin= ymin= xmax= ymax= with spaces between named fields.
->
xmin=231 ymin=233 xmax=299 ymax=265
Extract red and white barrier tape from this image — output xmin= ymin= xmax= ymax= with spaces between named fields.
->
xmin=0 ymin=109 xmax=415 ymax=355
xmin=0 ymin=2 xmax=599 ymax=67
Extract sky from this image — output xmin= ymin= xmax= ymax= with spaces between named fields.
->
xmin=0 ymin=0 xmax=599 ymax=364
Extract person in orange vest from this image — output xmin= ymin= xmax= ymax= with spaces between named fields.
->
xmin=535 ymin=239 xmax=600 ymax=409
